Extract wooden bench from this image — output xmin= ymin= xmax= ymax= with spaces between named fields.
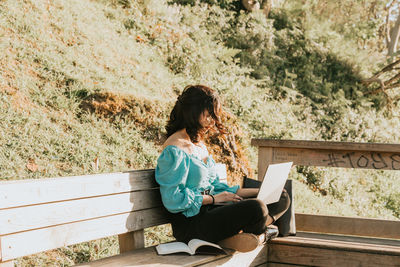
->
xmin=3 ymin=139 xmax=400 ymax=266
xmin=252 ymin=139 xmax=400 ymax=266
xmin=0 ymin=169 xmax=268 ymax=267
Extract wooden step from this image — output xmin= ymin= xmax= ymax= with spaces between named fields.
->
xmin=267 ymin=232 xmax=400 ymax=267
xmin=74 ymin=245 xmax=269 ymax=267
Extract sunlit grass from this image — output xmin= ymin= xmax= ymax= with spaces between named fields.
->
xmin=292 ymin=169 xmax=400 ymax=220
xmin=1 ymin=0 xmax=399 ymax=266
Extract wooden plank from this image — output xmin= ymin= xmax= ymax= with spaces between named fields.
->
xmin=0 ymin=189 xmax=162 ymax=235
xmin=270 ymin=235 xmax=400 ymax=255
xmin=0 ymin=169 xmax=157 ymax=209
xmin=257 ymin=147 xmax=273 ymax=181
xmin=249 ymin=246 xmax=268 ymax=267
xmin=74 ymin=246 xmax=230 ymax=267
xmin=265 ymin=147 xmax=400 ymax=170
xmin=0 ymin=208 xmax=169 ymax=261
xmin=294 ymin=232 xmax=400 ymax=248
xmin=266 ymin=263 xmax=307 ymax=267
xmin=251 ymin=139 xmax=400 ymax=153
xmin=118 ymin=230 xmax=145 ymax=253
xmin=268 ymin=243 xmax=400 ymax=267
xmin=295 ymin=213 xmax=400 ymax=239
xmin=198 ymin=246 xmax=268 ymax=267
xmin=0 ymin=261 xmax=14 ymax=267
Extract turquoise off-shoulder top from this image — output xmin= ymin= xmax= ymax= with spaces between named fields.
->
xmin=155 ymin=145 xmax=239 ymax=217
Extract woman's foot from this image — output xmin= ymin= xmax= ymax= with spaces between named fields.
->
xmin=218 ymin=233 xmax=259 ymax=252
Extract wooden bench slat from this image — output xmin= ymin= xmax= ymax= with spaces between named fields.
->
xmin=0 ymin=189 xmax=162 ymax=235
xmin=0 ymin=261 xmax=13 ymax=267
xmin=74 ymin=246 xmax=231 ymax=267
xmin=296 ymin=213 xmax=400 ymax=239
xmin=0 ymin=170 xmax=157 ymax=209
xmin=251 ymin=139 xmax=400 ymax=153
xmin=0 ymin=207 xmax=169 ymax=261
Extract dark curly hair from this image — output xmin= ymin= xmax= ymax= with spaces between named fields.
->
xmin=166 ymin=85 xmax=226 ymax=143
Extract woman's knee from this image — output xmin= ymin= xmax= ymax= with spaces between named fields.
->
xmin=240 ymin=199 xmax=269 ymax=235
xmin=243 ymin=199 xmax=268 ymax=219
xmin=267 ymin=190 xmax=291 ymax=221
xmin=281 ymin=190 xmax=290 ymax=210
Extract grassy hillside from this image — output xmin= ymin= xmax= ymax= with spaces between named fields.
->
xmin=1 ymin=0 xmax=399 ymax=265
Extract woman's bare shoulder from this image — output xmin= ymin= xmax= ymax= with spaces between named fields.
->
xmin=163 ymin=133 xmax=186 ymax=148
xmin=163 ymin=132 xmax=191 ymax=153
xmin=163 ymin=137 xmax=182 ymax=148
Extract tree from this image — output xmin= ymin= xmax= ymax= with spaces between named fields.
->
xmin=386 ymin=1 xmax=400 ymax=56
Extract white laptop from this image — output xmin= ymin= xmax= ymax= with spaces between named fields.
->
xmin=214 ymin=162 xmax=292 ymax=205
xmin=257 ymin=162 xmax=293 ymax=204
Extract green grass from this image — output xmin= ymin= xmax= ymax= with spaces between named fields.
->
xmin=291 ymin=168 xmax=400 ymax=219
xmin=1 ymin=0 xmax=400 ymax=266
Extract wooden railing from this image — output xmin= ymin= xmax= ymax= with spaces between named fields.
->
xmin=252 ymin=139 xmax=400 ymax=180
xmin=251 ymin=139 xmax=400 ymax=266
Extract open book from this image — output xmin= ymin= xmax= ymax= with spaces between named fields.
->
xmin=155 ymin=239 xmax=227 ymax=256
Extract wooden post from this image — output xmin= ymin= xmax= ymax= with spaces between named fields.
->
xmin=257 ymin=147 xmax=273 ymax=181
xmin=0 ymin=239 xmax=13 ymax=267
xmin=118 ymin=230 xmax=145 ymax=254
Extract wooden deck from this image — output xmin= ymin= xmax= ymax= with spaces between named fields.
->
xmin=269 ymin=232 xmax=400 ymax=266
xmin=252 ymin=139 xmax=400 ymax=267
xmin=267 ymin=214 xmax=400 ymax=266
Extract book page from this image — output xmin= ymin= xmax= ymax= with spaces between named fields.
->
xmin=156 ymin=242 xmax=192 ymax=255
xmin=188 ymin=239 xmax=225 ymax=255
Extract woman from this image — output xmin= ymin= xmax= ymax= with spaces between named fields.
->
xmin=155 ymin=85 xmax=290 ymax=252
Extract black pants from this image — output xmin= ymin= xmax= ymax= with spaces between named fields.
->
xmin=169 ymin=191 xmax=290 ymax=243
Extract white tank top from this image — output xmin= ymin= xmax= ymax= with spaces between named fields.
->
xmin=191 ymin=142 xmax=209 ymax=163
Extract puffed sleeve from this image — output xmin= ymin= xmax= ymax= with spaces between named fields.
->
xmin=212 ymin=177 xmax=239 ymax=195
xmin=209 ymin=159 xmax=239 ymax=195
xmin=155 ymin=146 xmax=203 ymax=217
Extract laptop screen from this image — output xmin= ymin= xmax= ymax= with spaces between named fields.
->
xmin=257 ymin=162 xmax=293 ymax=204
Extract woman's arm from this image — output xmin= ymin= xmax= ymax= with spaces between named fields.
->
xmin=203 ymin=188 xmax=259 ymax=205
xmin=202 ymin=195 xmax=214 ymax=205
xmin=204 ymin=191 xmax=244 ymax=204
xmin=236 ymin=188 xmax=259 ymax=198
xmin=156 ymin=146 xmax=203 ymax=216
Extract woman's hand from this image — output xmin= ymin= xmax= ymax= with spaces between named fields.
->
xmin=213 ymin=191 xmax=243 ymax=203
xmin=236 ymin=188 xmax=259 ymax=198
